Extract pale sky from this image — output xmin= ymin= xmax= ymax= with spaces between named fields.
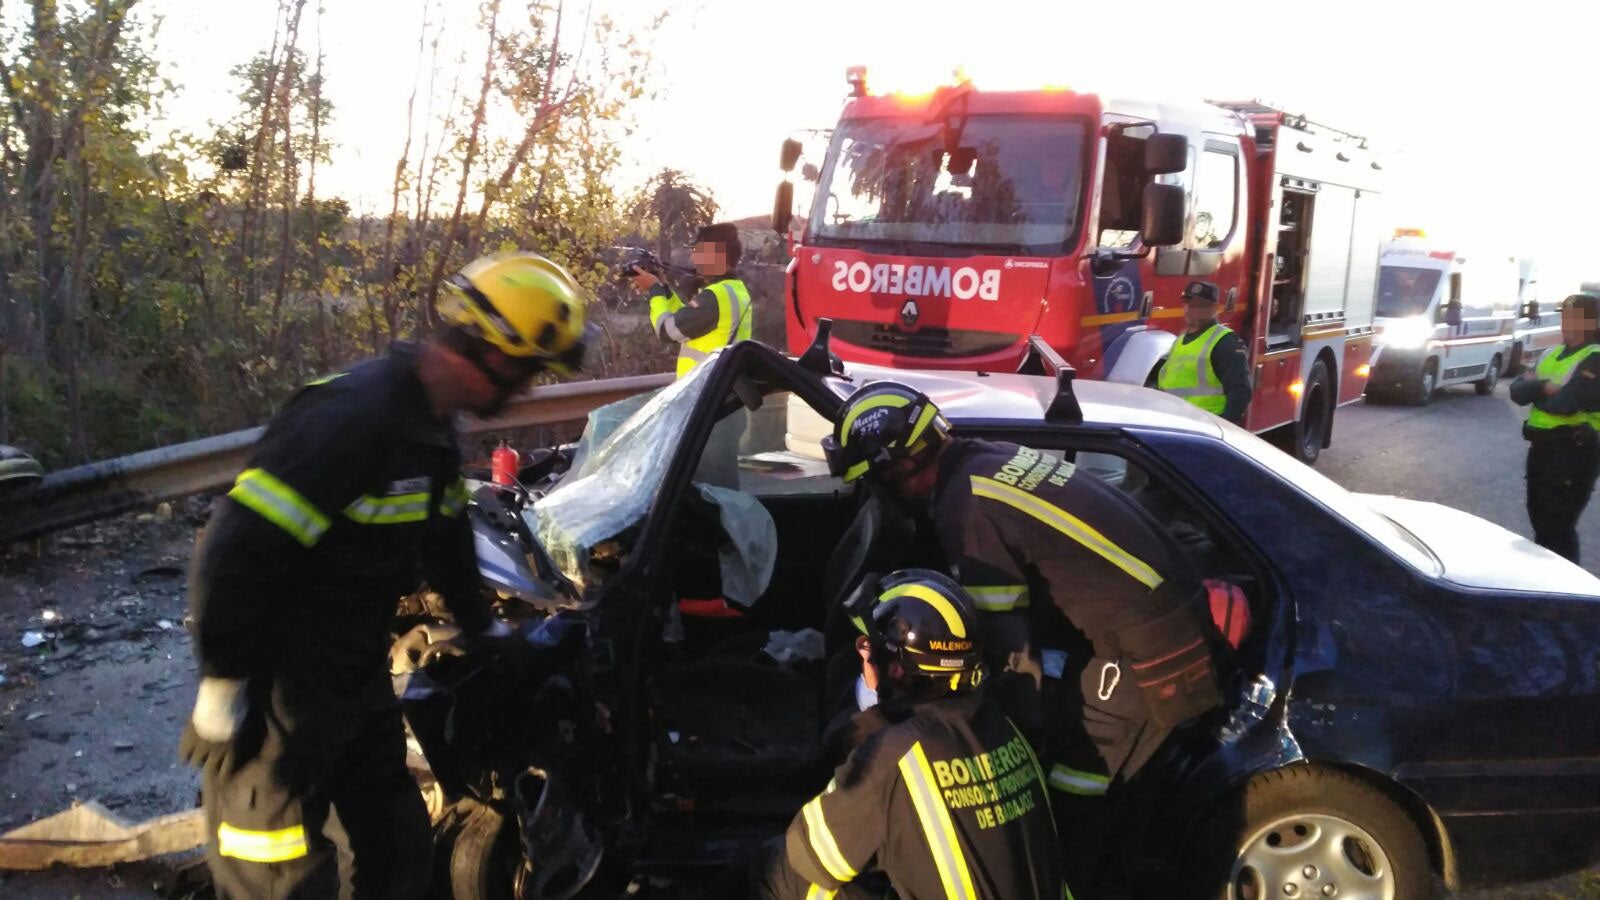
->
xmin=129 ymin=0 xmax=1600 ymax=294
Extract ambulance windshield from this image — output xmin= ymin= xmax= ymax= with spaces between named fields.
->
xmin=1376 ymin=266 xmax=1443 ymax=318
xmin=809 ymin=114 xmax=1088 ymax=252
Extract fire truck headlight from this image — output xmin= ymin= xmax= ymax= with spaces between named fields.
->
xmin=1379 ymin=316 xmax=1433 ymax=350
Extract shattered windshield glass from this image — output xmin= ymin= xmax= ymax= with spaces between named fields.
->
xmin=528 ymin=361 xmax=713 ymax=593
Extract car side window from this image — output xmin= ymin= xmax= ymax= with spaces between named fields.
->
xmin=1035 ymin=445 xmax=1254 ymax=587
xmin=690 ymin=390 xmax=847 ymax=500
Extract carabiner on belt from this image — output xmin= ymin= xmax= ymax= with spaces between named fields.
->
xmin=1098 ymin=660 xmax=1122 ymax=702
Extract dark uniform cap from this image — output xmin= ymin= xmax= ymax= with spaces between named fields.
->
xmin=1182 ymin=280 xmax=1220 ymax=304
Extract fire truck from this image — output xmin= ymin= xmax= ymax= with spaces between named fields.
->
xmin=774 ymin=73 xmax=1386 ymax=463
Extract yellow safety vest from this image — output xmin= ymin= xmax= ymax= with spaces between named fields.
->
xmin=651 ymin=278 xmax=753 ymax=378
xmin=1528 ymin=343 xmax=1600 ymax=431
xmin=1158 ymin=323 xmax=1233 ymax=415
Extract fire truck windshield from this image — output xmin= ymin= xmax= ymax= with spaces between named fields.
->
xmin=1376 ymin=266 xmax=1444 ymax=318
xmin=808 ymin=114 xmax=1088 ymax=253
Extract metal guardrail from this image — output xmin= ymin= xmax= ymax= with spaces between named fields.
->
xmin=0 ymin=373 xmax=672 ymax=545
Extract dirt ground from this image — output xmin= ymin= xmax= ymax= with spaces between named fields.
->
xmin=0 ymin=509 xmax=206 ymax=899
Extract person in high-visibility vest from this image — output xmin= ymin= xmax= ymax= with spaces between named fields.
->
xmin=1511 ymin=293 xmax=1600 ymax=562
xmin=632 ymin=222 xmax=754 ymax=378
xmin=1156 ymin=280 xmax=1252 ymax=425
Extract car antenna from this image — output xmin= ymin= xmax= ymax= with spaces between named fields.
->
xmin=1017 ymin=334 xmax=1083 ymax=424
xmin=799 ymin=318 xmax=846 ymax=376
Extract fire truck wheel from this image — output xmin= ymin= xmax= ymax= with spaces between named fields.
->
xmin=1289 ymin=361 xmax=1332 ymax=465
xmin=1475 ymin=355 xmax=1501 ymax=395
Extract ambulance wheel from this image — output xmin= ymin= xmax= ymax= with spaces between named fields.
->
xmin=1185 ymin=765 xmax=1435 ymax=900
xmin=1289 ymin=361 xmax=1332 ymax=465
xmin=1475 ymin=355 xmax=1501 ymax=395
xmin=1405 ymin=362 xmax=1437 ymax=406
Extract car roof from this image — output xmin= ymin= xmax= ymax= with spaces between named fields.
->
xmin=824 ymin=362 xmax=1227 ymax=439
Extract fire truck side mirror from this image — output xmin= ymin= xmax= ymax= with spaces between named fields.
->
xmin=1141 ymin=183 xmax=1186 ymax=247
xmin=773 ymin=182 xmax=795 ymax=235
xmin=1144 ymin=133 xmax=1189 ymax=176
xmin=780 ymin=138 xmax=804 ymax=173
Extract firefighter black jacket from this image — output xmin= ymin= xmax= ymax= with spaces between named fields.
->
xmin=187 ymin=343 xmax=492 ymax=693
xmin=929 ymin=438 xmax=1218 ymax=729
xmin=778 ymin=692 xmax=1063 ymax=899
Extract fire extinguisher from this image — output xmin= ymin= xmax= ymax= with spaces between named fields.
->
xmin=491 ymin=440 xmax=519 ymax=487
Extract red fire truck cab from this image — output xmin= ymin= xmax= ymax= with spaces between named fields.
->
xmin=776 ymin=77 xmax=1385 ymax=463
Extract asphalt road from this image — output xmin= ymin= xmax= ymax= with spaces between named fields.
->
xmin=1319 ymin=379 xmax=1600 ymax=578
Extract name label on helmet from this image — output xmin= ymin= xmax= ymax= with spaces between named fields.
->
xmin=928 ymin=639 xmax=973 ymax=653
xmin=831 ymin=261 xmax=1001 ymax=302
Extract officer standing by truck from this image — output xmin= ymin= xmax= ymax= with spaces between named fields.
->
xmin=632 ymin=222 xmax=754 ymax=378
xmin=1158 ymin=280 xmax=1252 ymax=425
xmin=179 ymin=252 xmax=590 ymax=899
xmin=1512 ymin=292 xmax=1600 ymax=562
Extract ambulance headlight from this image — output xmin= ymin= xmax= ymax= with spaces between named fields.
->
xmin=1380 ymin=316 xmax=1433 ymax=350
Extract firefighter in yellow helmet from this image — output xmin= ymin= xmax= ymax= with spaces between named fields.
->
xmin=180 ymin=252 xmax=589 ymax=899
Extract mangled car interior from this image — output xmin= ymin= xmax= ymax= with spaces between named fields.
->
xmin=391 ymin=342 xmax=1276 ymax=898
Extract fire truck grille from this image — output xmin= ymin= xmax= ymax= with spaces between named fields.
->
xmin=832 ymin=321 xmax=1019 ymax=358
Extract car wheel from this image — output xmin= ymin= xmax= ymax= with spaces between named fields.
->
xmin=449 ymin=803 xmax=519 ymax=900
xmin=1405 ymin=362 xmax=1437 ymax=406
xmin=1475 ymin=355 xmax=1501 ymax=395
xmin=1290 ymin=361 xmax=1332 ymax=465
xmin=1187 ymin=766 xmax=1433 ymax=900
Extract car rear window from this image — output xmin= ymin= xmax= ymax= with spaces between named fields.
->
xmin=1225 ymin=429 xmax=1442 ymax=576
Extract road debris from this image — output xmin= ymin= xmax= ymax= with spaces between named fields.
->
xmin=0 ymin=802 xmax=205 ymax=870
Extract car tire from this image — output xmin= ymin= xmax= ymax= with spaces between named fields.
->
xmin=1475 ymin=355 xmax=1501 ymax=395
xmin=1185 ymin=766 xmax=1434 ymax=900
xmin=1404 ymin=361 xmax=1437 ymax=406
xmin=448 ymin=803 xmax=519 ymax=900
xmin=1289 ymin=361 xmax=1332 ymax=465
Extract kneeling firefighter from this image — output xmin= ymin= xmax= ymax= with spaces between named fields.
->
xmin=756 ymin=570 xmax=1064 ymax=899
xmin=822 ymin=382 xmax=1225 ymax=896
xmin=180 ymin=252 xmax=590 ymax=899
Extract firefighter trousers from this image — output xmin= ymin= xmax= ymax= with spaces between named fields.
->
xmin=201 ymin=687 xmax=431 ymax=900
xmin=1043 ymin=659 xmax=1172 ymax=898
xmin=1526 ymin=435 xmax=1600 ymax=564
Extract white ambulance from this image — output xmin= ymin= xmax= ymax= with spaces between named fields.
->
xmin=1366 ymin=232 xmax=1521 ymax=404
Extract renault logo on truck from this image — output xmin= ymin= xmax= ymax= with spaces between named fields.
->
xmin=830 ymin=261 xmax=1001 ymax=301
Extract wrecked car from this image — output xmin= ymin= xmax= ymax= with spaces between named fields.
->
xmin=393 ymin=337 xmax=1600 ymax=900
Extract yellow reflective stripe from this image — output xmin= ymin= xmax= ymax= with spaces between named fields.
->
xmin=879 ymin=583 xmax=967 ymax=637
xmin=970 ymin=476 xmax=1164 ymax=590
xmin=217 ymin=822 xmax=308 ymax=863
xmin=228 ymin=469 xmax=331 ymax=548
xmin=839 ymin=394 xmax=913 ymax=446
xmin=1048 ymin=764 xmax=1109 ymax=796
xmin=343 ymin=491 xmax=431 ymax=524
xmin=441 ymin=479 xmax=471 ymax=517
xmin=899 ymin=742 xmax=977 ymax=900
xmin=965 ymin=584 xmax=1029 ymax=612
xmin=1008 ymin=720 xmax=1054 ymax=820
xmin=304 ymin=371 xmax=347 ymax=387
xmin=905 ymin=401 xmax=940 ymax=446
xmin=842 ymin=460 xmax=870 ymax=482
xmin=802 ymin=795 xmax=857 ymax=882
xmin=806 ymin=886 xmax=838 ymax=900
